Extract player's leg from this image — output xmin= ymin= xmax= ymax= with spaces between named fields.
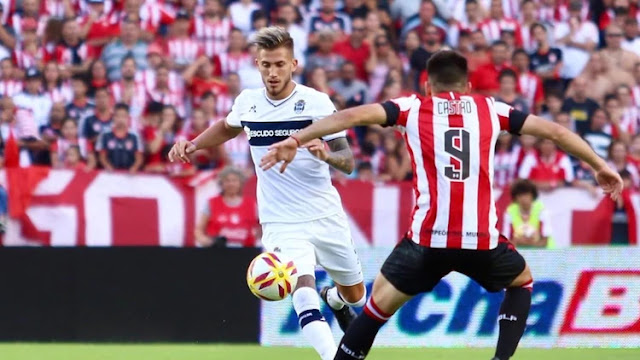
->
xmin=313 ymin=214 xmax=367 ymax=331
xmin=262 ymin=223 xmax=337 ymax=360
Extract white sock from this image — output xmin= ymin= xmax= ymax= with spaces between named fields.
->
xmin=327 ymin=287 xmax=345 ymax=310
xmin=293 ymin=287 xmax=337 ymax=360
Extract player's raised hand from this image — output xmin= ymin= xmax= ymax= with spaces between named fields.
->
xmin=303 ymin=139 xmax=328 ymax=161
xmin=595 ymin=165 xmax=624 ymax=200
xmin=168 ymin=140 xmax=197 ymax=163
xmin=260 ymin=137 xmax=298 ymax=173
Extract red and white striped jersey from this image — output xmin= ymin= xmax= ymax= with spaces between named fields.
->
xmin=480 ymin=18 xmax=522 ymax=46
xmin=138 ymin=1 xmax=175 ymax=33
xmin=44 ymin=84 xmax=73 ymax=104
xmin=384 ymin=93 xmax=527 ymax=250
xmin=493 ymin=148 xmax=518 ymax=188
xmin=192 ymin=16 xmax=233 ymax=58
xmin=12 ymin=47 xmax=44 ymax=70
xmin=216 ymin=93 xmax=233 ymax=116
xmin=51 ymin=137 xmax=92 ymax=161
xmin=109 ymin=81 xmax=148 ymax=118
xmin=147 ymin=87 xmax=186 ymax=117
xmin=136 ymin=68 xmax=183 ymax=92
xmin=42 ymin=0 xmax=68 ymax=18
xmin=0 ymin=79 xmax=22 ymax=97
xmin=11 ymin=13 xmax=47 ymax=38
xmin=216 ymin=52 xmax=252 ymax=77
xmin=0 ymin=0 xmax=14 ymax=25
xmin=166 ymin=37 xmax=203 ymax=67
xmin=518 ymin=71 xmax=544 ymax=112
xmin=51 ymin=43 xmax=92 ymax=67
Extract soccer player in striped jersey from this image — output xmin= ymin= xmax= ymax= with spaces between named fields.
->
xmin=261 ymin=50 xmax=624 ymax=360
xmin=168 ymin=27 xmax=366 ymax=360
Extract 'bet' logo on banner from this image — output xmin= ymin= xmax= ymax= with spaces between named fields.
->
xmin=561 ymin=270 xmax=640 ymax=333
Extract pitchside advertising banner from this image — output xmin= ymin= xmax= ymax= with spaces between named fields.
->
xmin=2 ymin=168 xmax=640 ymax=246
xmin=261 ymin=248 xmax=640 ymax=348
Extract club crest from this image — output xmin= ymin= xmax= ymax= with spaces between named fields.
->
xmin=294 ymin=100 xmax=305 ymax=114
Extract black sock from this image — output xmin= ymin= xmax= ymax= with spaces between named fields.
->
xmin=495 ymin=286 xmax=532 ymax=360
xmin=334 ymin=312 xmax=385 ymax=359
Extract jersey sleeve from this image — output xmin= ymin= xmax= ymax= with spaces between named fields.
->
xmin=312 ymin=93 xmax=345 ymax=141
xmin=495 ymin=101 xmax=529 ymax=135
xmin=225 ymin=91 xmax=246 ymax=128
xmin=381 ymin=95 xmax=416 ymax=128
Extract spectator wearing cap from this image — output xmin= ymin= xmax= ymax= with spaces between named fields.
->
xmin=109 ymin=56 xmax=147 ymax=121
xmin=81 ymin=86 xmax=112 ymax=145
xmin=167 ymin=10 xmax=204 ymax=72
xmin=622 ymin=16 xmax=640 ymax=56
xmin=553 ymin=1 xmax=598 ymax=81
xmin=600 ymin=24 xmax=640 ymax=76
xmin=332 ymin=17 xmax=370 ymax=82
xmin=96 ymin=103 xmax=144 ymax=172
xmin=101 ymin=16 xmax=148 ymax=81
xmin=529 ymin=23 xmax=563 ymax=93
xmin=0 ymin=2 xmax=16 ymax=59
xmin=12 ymin=67 xmax=52 ymax=129
xmin=66 ymin=74 xmax=95 ymax=126
xmin=470 ymin=40 xmax=515 ymax=96
xmin=53 ymin=19 xmax=93 ymax=75
xmin=79 ymin=0 xmax=120 ymax=48
xmin=308 ymin=0 xmax=352 ymax=47
xmin=229 ymin=0 xmax=261 ymax=36
xmin=193 ymin=0 xmax=233 ymax=59
xmin=0 ymin=58 xmax=22 ymax=98
xmin=330 ymin=61 xmax=368 ymax=109
xmin=215 ymin=28 xmax=252 ymax=78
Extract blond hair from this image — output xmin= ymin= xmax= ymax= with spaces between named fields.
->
xmin=252 ymin=26 xmax=294 ymax=52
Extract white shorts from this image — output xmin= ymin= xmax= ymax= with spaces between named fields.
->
xmin=261 ymin=213 xmax=363 ymax=286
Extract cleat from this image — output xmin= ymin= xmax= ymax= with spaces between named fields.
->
xmin=320 ymin=286 xmax=357 ymax=332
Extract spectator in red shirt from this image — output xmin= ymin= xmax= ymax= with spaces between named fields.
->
xmin=518 ymin=138 xmax=575 ymax=191
xmin=195 ymin=166 xmax=259 ymax=248
xmin=332 ymin=17 xmax=370 ymax=82
xmin=183 ymin=55 xmax=227 ymax=104
xmin=470 ymin=40 xmax=513 ymax=96
xmin=63 ymin=145 xmax=88 ymax=170
xmin=143 ymin=102 xmax=178 ymax=172
xmin=80 ymin=0 xmax=120 ymax=48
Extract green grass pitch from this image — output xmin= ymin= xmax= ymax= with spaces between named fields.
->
xmin=0 ymin=344 xmax=638 ymax=360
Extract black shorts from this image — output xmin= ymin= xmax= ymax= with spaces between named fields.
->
xmin=380 ymin=237 xmax=526 ymax=296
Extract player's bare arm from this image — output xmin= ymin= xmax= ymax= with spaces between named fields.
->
xmin=168 ymin=120 xmax=242 ymax=163
xmin=520 ymin=115 xmax=623 ymax=199
xmin=260 ymin=104 xmax=386 ymax=172
xmin=304 ymin=137 xmax=355 ymax=174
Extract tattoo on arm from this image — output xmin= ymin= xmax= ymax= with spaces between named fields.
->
xmin=326 ymin=137 xmax=355 ymax=174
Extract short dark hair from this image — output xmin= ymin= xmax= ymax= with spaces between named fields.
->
xmin=491 ymin=40 xmax=508 ymax=49
xmin=512 ymin=48 xmax=529 ymax=59
xmin=510 ymin=179 xmax=538 ymax=200
xmin=94 ymin=86 xmax=109 ymax=95
xmin=604 ymin=93 xmax=619 ymax=104
xmin=120 ymin=55 xmax=136 ymax=67
xmin=71 ymin=74 xmax=88 ymax=86
xmin=114 ymin=103 xmax=130 ymax=113
xmin=498 ymin=68 xmax=517 ymax=81
xmin=145 ymin=101 xmax=164 ymax=115
xmin=252 ymin=26 xmax=294 ymax=53
xmin=201 ymin=91 xmax=216 ymax=101
xmin=426 ymin=50 xmax=468 ymax=88
xmin=619 ymin=169 xmax=632 ymax=181
xmin=530 ymin=22 xmax=547 ymax=34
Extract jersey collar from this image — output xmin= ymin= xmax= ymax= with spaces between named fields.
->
xmin=263 ymin=82 xmax=298 ymax=107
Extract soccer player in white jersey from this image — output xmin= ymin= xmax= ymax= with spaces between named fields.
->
xmin=168 ymin=27 xmax=366 ymax=360
xmin=262 ymin=50 xmax=623 ymax=360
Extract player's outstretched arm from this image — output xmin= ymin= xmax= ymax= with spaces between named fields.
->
xmin=168 ymin=120 xmax=242 ymax=163
xmin=520 ymin=115 xmax=623 ymax=199
xmin=260 ymin=104 xmax=386 ymax=172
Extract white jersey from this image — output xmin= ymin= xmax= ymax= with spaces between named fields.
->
xmin=226 ymin=83 xmax=346 ymax=224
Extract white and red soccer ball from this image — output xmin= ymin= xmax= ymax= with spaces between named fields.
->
xmin=246 ymin=252 xmax=298 ymax=301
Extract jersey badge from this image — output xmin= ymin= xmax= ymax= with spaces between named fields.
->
xmin=294 ymin=99 xmax=305 ymax=114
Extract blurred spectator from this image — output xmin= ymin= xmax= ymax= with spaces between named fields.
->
xmin=378 ymin=131 xmax=411 ymax=181
xmin=307 ymin=30 xmax=345 ymax=81
xmin=622 ymin=16 xmax=640 ymax=56
xmin=0 ymin=3 xmax=16 ymax=60
xmin=400 ymin=30 xmax=420 ymax=78
xmin=503 ymin=179 xmax=554 ymax=248
xmin=193 ymin=0 xmax=233 ymax=59
xmin=308 ymin=0 xmax=351 ymax=47
xmin=366 ymin=34 xmax=401 ymax=102
xmin=50 ymin=118 xmax=95 ymax=169
xmin=409 ymin=24 xmax=443 ymax=91
xmin=81 ymin=86 xmax=112 ymax=144
xmin=607 ymin=140 xmax=640 ymax=187
xmin=554 ymin=112 xmax=573 ymax=131
xmin=195 ymin=166 xmax=259 ymax=248
xmin=167 ymin=10 xmax=203 ymax=72
xmin=628 ymin=134 xmax=640 ymax=170
xmin=216 ymin=28 xmax=252 ymax=78
xmin=229 ymin=0 xmax=261 ymax=36
xmin=518 ymin=0 xmax=538 ymax=53
xmin=147 ymin=64 xmax=186 ymax=117
xmin=88 ymin=59 xmax=109 ymax=94
xmin=464 ymin=30 xmax=490 ymax=73
xmin=616 ymin=84 xmax=639 ymax=134
xmin=96 ymin=103 xmax=144 ymax=172
xmin=184 ymin=55 xmax=228 ymax=101
xmin=447 ymin=0 xmax=483 ymax=49
xmin=13 ymin=67 xmax=53 ymax=129
xmin=553 ymin=1 xmax=598 ymax=81
xmin=356 ymin=161 xmax=375 ymax=181
xmin=109 ymin=56 xmax=147 ymax=121
xmin=519 ymin=138 xmax=575 ymax=191
xmin=40 ymin=101 xmax=66 ymax=142
xmin=307 ymin=67 xmax=334 ymax=96
xmin=540 ymin=91 xmax=563 ymax=120
xmin=66 ymin=75 xmax=95 ymax=125
xmin=562 ymin=77 xmax=599 ymax=136
xmin=512 ymin=49 xmax=544 ymax=114
xmin=276 ymin=2 xmax=308 ymax=75
xmin=43 ymin=62 xmax=73 ymax=104
xmin=54 ymin=19 xmax=93 ymax=75
xmin=0 ymin=97 xmax=45 ymax=166
xmin=101 ymin=17 xmax=148 ymax=81
xmin=479 ymin=0 xmax=522 ymax=47
xmin=601 ymin=24 xmax=640 ymax=76
xmin=583 ymin=108 xmax=613 ymax=159
xmin=332 ymin=17 xmax=370 ymax=82
xmin=14 ymin=18 xmax=41 ymax=71
xmin=603 ymin=93 xmax=632 ymax=143
xmin=341 ymin=0 xmax=369 ymax=19
xmin=144 ymin=103 xmax=180 ymax=173
xmin=470 ymin=40 xmax=513 ymax=96
xmin=495 ymin=69 xmax=529 ymax=112
xmin=12 ymin=0 xmax=46 ymax=41
xmin=494 ymin=132 xmax=518 ymax=188
xmin=0 ymin=58 xmax=22 ymax=97
xmin=401 ymin=0 xmax=446 ymax=42
xmin=530 ymin=23 xmax=563 ymax=93
xmin=79 ymin=0 xmax=120 ymax=48
xmin=389 ymin=0 xmax=420 ymax=25
xmin=137 ymin=43 xmax=181 ymax=93
xmin=330 ymin=61 xmax=368 ymax=108
xmin=571 ymin=53 xmax=628 ymax=104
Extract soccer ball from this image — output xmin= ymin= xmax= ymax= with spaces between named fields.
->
xmin=247 ymin=252 xmax=298 ymax=301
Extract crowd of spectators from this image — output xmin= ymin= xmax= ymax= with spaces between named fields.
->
xmin=1 ymin=0 xmax=640 ymax=191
